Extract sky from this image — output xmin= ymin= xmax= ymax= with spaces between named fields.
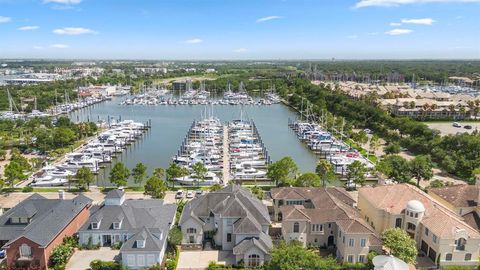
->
xmin=0 ymin=0 xmax=479 ymax=60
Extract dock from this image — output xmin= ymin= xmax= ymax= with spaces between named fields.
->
xmin=222 ymin=125 xmax=230 ymax=185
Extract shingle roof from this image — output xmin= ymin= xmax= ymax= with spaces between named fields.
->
xmin=106 ymin=189 xmax=125 ymax=199
xmin=360 ymin=184 xmax=480 ymax=239
xmin=428 ymin=184 xmax=478 ymax=208
xmin=233 ymin=233 xmax=273 ymax=255
xmin=120 ymin=227 xmax=163 ymax=252
xmin=0 ymin=193 xmax=92 ymax=247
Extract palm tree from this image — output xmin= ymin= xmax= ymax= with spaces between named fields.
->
xmin=316 ymin=159 xmax=335 ymax=187
xmin=448 ymin=104 xmax=456 ymax=119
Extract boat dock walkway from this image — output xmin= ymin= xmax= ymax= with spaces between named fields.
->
xmin=222 ymin=125 xmax=230 ymax=185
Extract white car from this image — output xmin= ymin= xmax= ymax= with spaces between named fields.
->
xmin=186 ymin=190 xmax=194 ymax=199
xmin=175 ymin=190 xmax=184 ymax=199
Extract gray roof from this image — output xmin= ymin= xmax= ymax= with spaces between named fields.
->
xmin=0 ymin=193 xmax=92 ymax=247
xmin=180 ymin=185 xmax=271 ymax=233
xmin=106 ymin=189 xmax=125 ymax=199
xmin=233 ymin=232 xmax=273 ymax=255
xmin=120 ymin=227 xmax=163 ymax=252
xmin=79 ymin=199 xmax=176 ymax=236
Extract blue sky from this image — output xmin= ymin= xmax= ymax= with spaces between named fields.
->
xmin=0 ymin=0 xmax=479 ymax=59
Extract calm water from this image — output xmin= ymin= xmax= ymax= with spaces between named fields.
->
xmin=70 ymin=98 xmax=318 ymax=187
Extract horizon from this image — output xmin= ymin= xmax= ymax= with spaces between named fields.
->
xmin=1 ymin=0 xmax=480 ymax=59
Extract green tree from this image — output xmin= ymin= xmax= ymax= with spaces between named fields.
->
xmin=53 ymin=127 xmax=76 ymax=147
xmin=409 ymin=155 xmax=433 ymax=187
xmin=49 ymin=244 xmax=73 ymax=269
xmin=347 ymin=160 xmax=367 ymax=188
xmin=74 ymin=166 xmax=95 ymax=190
xmin=264 ymin=241 xmax=341 ymax=270
xmin=168 ymin=226 xmax=182 ymax=246
xmin=353 ymin=130 xmax=368 ymax=145
xmin=132 ymin=162 xmax=148 ymax=185
xmin=109 ymin=162 xmax=130 ymax=187
xmin=192 ymin=162 xmax=207 ymax=186
xmin=153 ymin=167 xmax=165 ymax=179
xmin=384 ymin=142 xmax=401 ymax=155
xmin=144 ymin=175 xmax=168 ymax=199
xmin=251 ymin=185 xmax=264 ymax=200
xmin=295 ymin=172 xmax=321 ymax=187
xmin=376 ymin=155 xmax=411 ymax=183
xmin=4 ymin=161 xmax=26 ymax=187
xmin=166 ymin=163 xmax=189 ymax=188
xmin=267 ymin=157 xmax=299 ymax=186
xmin=315 ymin=159 xmax=336 ymax=187
xmin=382 ymin=228 xmax=417 ymax=264
xmin=209 ymin=183 xmax=223 ymax=192
xmin=369 ymin=134 xmax=380 ymax=155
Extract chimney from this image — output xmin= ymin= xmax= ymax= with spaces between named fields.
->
xmin=58 ymin=189 xmax=65 ymax=200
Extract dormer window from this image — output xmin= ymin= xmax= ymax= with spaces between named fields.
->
xmin=10 ymin=217 xmax=29 ymax=224
xmin=91 ymin=222 xmax=99 ymax=230
xmin=136 ymin=240 xmax=145 ymax=248
xmin=113 ymin=222 xmax=121 ymax=230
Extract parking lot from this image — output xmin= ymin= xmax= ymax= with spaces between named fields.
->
xmin=426 ymin=122 xmax=480 ymax=136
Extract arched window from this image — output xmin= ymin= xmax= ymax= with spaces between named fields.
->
xmin=446 ymin=253 xmax=453 ymax=261
xmin=456 ymin=238 xmax=466 ymax=251
xmin=248 ymin=254 xmax=261 ymax=267
xmin=187 ymin=228 xmax=197 ymax=234
xmin=407 ymin=222 xmax=416 ymax=231
xmin=293 ymin=222 xmax=300 ymax=233
xmin=395 ymin=218 xmax=402 ymax=228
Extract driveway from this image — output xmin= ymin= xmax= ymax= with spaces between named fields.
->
xmin=66 ymin=247 xmax=119 ymax=270
xmin=177 ymin=250 xmax=235 ymax=270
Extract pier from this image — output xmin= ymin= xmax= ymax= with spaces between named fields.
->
xmin=222 ymin=125 xmax=230 ymax=185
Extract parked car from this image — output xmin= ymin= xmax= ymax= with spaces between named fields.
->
xmin=186 ymin=190 xmax=194 ymax=199
xmin=175 ymin=190 xmax=184 ymax=199
xmin=0 ymin=249 xmax=6 ymax=259
xmin=453 ymin=122 xmax=462 ymax=128
xmin=464 ymin=125 xmax=473 ymax=130
xmin=195 ymin=190 xmax=204 ymax=197
xmin=364 ymin=128 xmax=372 ymax=134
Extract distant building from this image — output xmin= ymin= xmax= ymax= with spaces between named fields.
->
xmin=172 ymin=80 xmax=188 ymax=91
xmin=179 ymin=185 xmax=272 ymax=268
xmin=0 ymin=193 xmax=92 ymax=269
xmin=77 ymin=190 xmax=176 ymax=269
xmin=358 ymin=184 xmax=480 ymax=268
xmin=271 ymin=187 xmax=381 ymax=264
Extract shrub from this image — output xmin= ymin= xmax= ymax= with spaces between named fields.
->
xmin=49 ymin=244 xmax=73 ymax=270
xmin=89 ymin=260 xmax=125 ymax=270
xmin=22 ymin=186 xmax=33 ymax=192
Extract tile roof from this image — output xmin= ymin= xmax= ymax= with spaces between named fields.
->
xmin=270 ymin=187 xmax=355 ymax=207
xmin=428 ymin=184 xmax=478 ymax=208
xmin=359 ymin=184 xmax=480 ymax=239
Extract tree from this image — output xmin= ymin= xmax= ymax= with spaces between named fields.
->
xmin=209 ymin=183 xmax=222 ymax=192
xmin=4 ymin=161 xmax=26 ymax=187
xmin=315 ymin=159 xmax=336 ymax=187
xmin=166 ymin=163 xmax=189 ymax=188
xmin=109 ymin=162 xmax=130 ymax=187
xmin=132 ymin=162 xmax=148 ymax=185
xmin=295 ymin=172 xmax=321 ymax=187
xmin=347 ymin=160 xmax=367 ymax=188
xmin=409 ymin=155 xmax=433 ymax=186
xmin=384 ymin=142 xmax=401 ymax=155
xmin=251 ymin=185 xmax=264 ymax=200
xmin=353 ymin=130 xmax=368 ymax=145
xmin=153 ymin=167 xmax=165 ymax=179
xmin=267 ymin=157 xmax=298 ymax=186
xmin=74 ymin=166 xmax=94 ymax=190
xmin=192 ymin=162 xmax=207 ymax=186
xmin=264 ymin=241 xmax=341 ymax=270
xmin=144 ymin=175 xmax=168 ymax=199
xmin=369 ymin=135 xmax=380 ymax=155
xmin=49 ymin=244 xmax=73 ymax=269
xmin=52 ymin=127 xmax=76 ymax=147
xmin=382 ymin=228 xmax=417 ymax=264
xmin=168 ymin=226 xmax=182 ymax=246
xmin=376 ymin=155 xmax=411 ymax=183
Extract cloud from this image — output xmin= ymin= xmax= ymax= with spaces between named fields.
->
xmin=233 ymin=48 xmax=249 ymax=53
xmin=385 ymin=28 xmax=414 ymax=35
xmin=18 ymin=26 xmax=39 ymax=31
xmin=347 ymin=35 xmax=359 ymax=39
xmin=0 ymin=16 xmax=11 ymax=23
xmin=390 ymin=22 xmax=402 ymax=26
xmin=50 ymin=44 xmax=69 ymax=49
xmin=44 ymin=0 xmax=82 ymax=4
xmin=53 ymin=27 xmax=97 ymax=35
xmin=33 ymin=46 xmax=44 ymax=49
xmin=184 ymin=38 xmax=203 ymax=44
xmin=354 ymin=0 xmax=480 ymax=8
xmin=401 ymin=18 xmax=435 ymax=25
xmin=256 ymin=16 xmax=282 ymax=23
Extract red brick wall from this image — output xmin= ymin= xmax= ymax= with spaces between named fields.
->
xmin=6 ymin=205 xmax=91 ymax=269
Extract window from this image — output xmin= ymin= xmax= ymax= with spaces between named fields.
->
xmin=432 ymin=234 xmax=437 ymax=243
xmin=127 ymin=255 xmax=135 ymax=267
xmin=347 ymin=255 xmax=354 ymax=263
xmin=456 ymin=238 xmax=466 ymax=251
xmin=20 ymin=217 xmax=28 ymax=224
xmin=137 ymin=255 xmax=145 ymax=267
xmin=293 ymin=222 xmax=300 ymax=233
xmin=91 ymin=222 xmax=99 ymax=230
xmin=358 ymin=255 xmax=366 ymax=263
xmin=425 ymin=228 xmax=429 ymax=236
xmin=113 ymin=222 xmax=120 ymax=230
xmin=395 ymin=218 xmax=402 ymax=228
xmin=342 ymin=236 xmax=345 ymax=244
xmin=227 ymin=233 xmax=232 ymax=242
xmin=445 ymin=253 xmax=452 ymax=261
xmin=147 ymin=255 xmax=155 ymax=266
xmin=189 ymin=235 xmax=195 ymax=243
xmin=248 ymin=254 xmax=261 ymax=267
xmin=339 ymin=231 xmax=342 ymax=237
xmin=349 ymin=238 xmax=354 ymax=247
xmin=414 ymin=213 xmax=419 ymax=218
xmin=312 ymin=224 xmax=323 ymax=232
xmin=19 ymin=244 xmax=31 ymax=258
xmin=136 ymin=240 xmax=145 ymax=248
xmin=407 ymin=222 xmax=416 ymax=231
xmin=360 ymin=238 xmax=367 ymax=247
xmin=328 ymin=223 xmax=332 ymax=228
xmin=187 ymin=228 xmax=197 ymax=234
xmin=465 ymin=253 xmax=472 ymax=261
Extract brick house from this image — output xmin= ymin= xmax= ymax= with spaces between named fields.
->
xmin=0 ymin=193 xmax=92 ymax=269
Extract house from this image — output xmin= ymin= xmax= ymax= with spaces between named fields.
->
xmin=428 ymin=182 xmax=480 ymax=231
xmin=77 ymin=190 xmax=177 ymax=269
xmin=179 ymin=185 xmax=272 ymax=268
xmin=270 ymin=187 xmax=382 ymax=264
xmin=0 ymin=193 xmax=92 ymax=269
xmin=358 ymin=184 xmax=480 ymax=268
